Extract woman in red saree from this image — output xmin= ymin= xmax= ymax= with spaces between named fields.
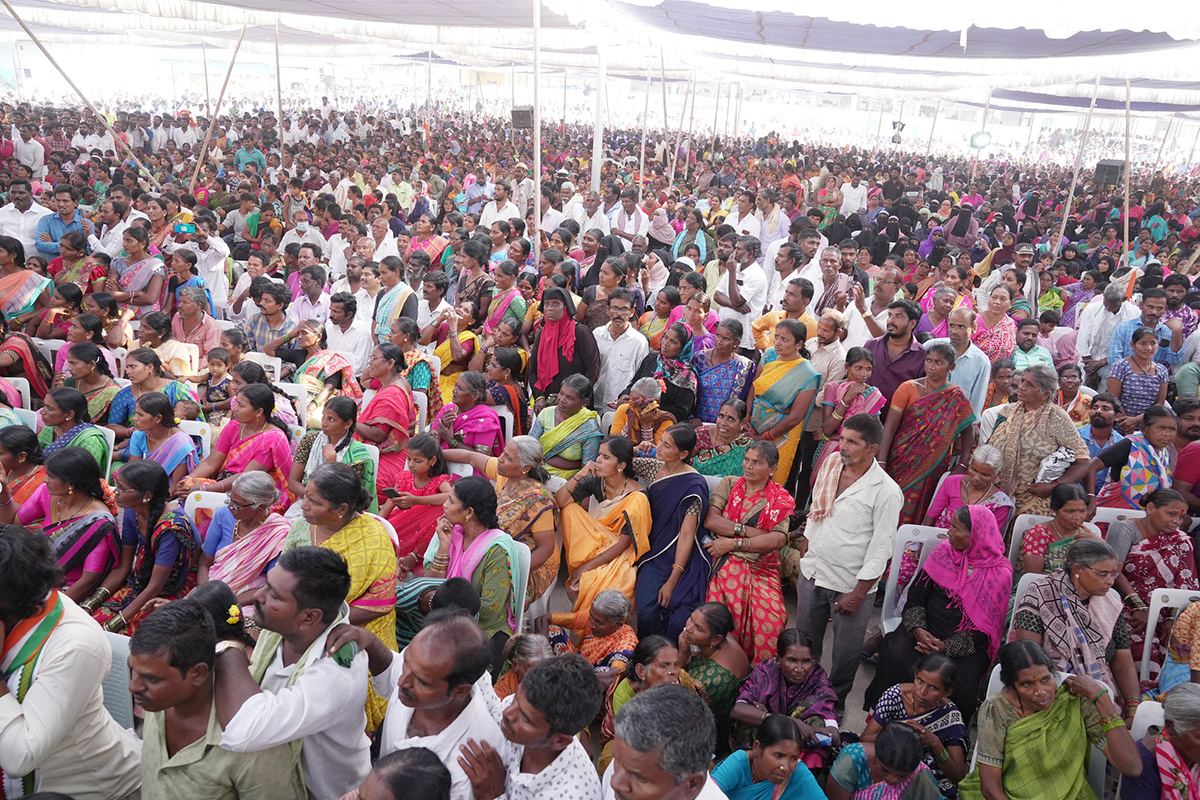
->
xmin=878 ymin=342 xmax=977 ymax=526
xmin=356 ymin=344 xmax=415 ymax=508
xmin=1107 ymin=488 xmax=1198 ymax=677
xmin=0 ymin=311 xmax=53 ymax=400
xmin=704 ymin=441 xmax=795 ymax=664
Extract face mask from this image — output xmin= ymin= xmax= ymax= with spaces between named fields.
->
xmin=296 ymin=222 xmax=309 ymax=233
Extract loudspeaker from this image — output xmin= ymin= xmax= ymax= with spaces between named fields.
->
xmin=511 ymin=106 xmax=534 ymax=129
xmin=1095 ymin=159 xmax=1125 ymax=186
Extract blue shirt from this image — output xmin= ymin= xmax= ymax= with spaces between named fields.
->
xmin=1012 ymin=344 xmax=1055 ymax=371
xmin=1079 ymin=423 xmax=1124 ymax=489
xmin=34 ymin=208 xmax=83 ymax=256
xmin=234 ymin=147 xmax=267 ymax=172
xmin=927 ymin=338 xmax=989 ymax=415
xmin=1107 ymin=318 xmax=1184 ymax=367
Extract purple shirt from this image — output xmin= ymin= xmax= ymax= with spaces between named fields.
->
xmin=863 ymin=334 xmax=926 ymax=405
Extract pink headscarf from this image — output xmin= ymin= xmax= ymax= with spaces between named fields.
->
xmin=920 ymin=504 xmax=1014 ymax=660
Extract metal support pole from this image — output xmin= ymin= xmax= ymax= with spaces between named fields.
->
xmin=969 ymin=88 xmax=993 ymax=187
xmin=682 ymin=77 xmax=697 ymax=181
xmin=202 ymin=41 xmax=211 ymax=118
xmin=274 ymin=20 xmax=283 ymax=137
xmin=1186 ymin=123 xmax=1200 ymax=174
xmin=1053 ymin=76 xmax=1100 ymax=257
xmin=562 ymin=71 xmax=567 ymax=132
xmin=668 ymin=77 xmax=693 ymax=184
xmin=590 ymin=51 xmax=605 ymax=192
xmin=1153 ymin=116 xmax=1173 ymax=176
xmin=732 ymin=84 xmax=742 ymax=141
xmin=11 ymin=42 xmax=21 ymax=102
xmin=926 ymin=100 xmax=939 ymax=153
xmin=532 ymin=0 xmax=542 ymax=266
xmin=723 ymin=82 xmax=732 ymax=140
xmin=659 ymin=49 xmax=669 ymax=132
xmin=426 ymin=50 xmax=432 ymax=110
xmin=711 ymin=80 xmax=721 ymax=156
xmin=1024 ymin=113 xmax=1036 ymax=159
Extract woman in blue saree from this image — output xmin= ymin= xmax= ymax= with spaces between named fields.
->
xmin=693 ymin=320 xmax=755 ymax=423
xmin=635 ymin=424 xmax=711 ymax=640
xmin=712 ymin=715 xmax=824 ymax=800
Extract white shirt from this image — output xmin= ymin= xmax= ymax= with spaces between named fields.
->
xmin=326 ymin=234 xmax=352 ymax=281
xmin=0 ymin=201 xmax=52 ymax=259
xmin=87 ymin=218 xmax=129 ymax=259
xmin=498 ymin=719 xmax=601 ymax=800
xmin=514 ymin=177 xmax=536 ymax=213
xmin=418 ymin=296 xmax=452 ymax=331
xmin=170 ymin=125 xmax=197 ymax=148
xmin=724 ymin=209 xmax=761 ymax=239
xmin=325 ymin=318 xmax=374 ymax=374
xmin=572 ymin=206 xmax=612 ymax=235
xmin=799 ymin=460 xmax=903 ymax=594
xmin=839 ymin=181 xmax=869 ymax=215
xmin=183 ymin=238 xmax=232 ymax=310
xmin=805 ymin=338 xmax=847 ymax=387
xmin=374 ymin=649 xmax=506 ymax=800
xmin=329 ymin=278 xmax=374 ymax=319
xmin=717 ymin=262 xmax=768 ymax=349
xmin=0 ymin=596 xmax=142 ymax=800
xmin=13 ymin=137 xmax=45 ymax=178
xmin=611 ymin=207 xmax=649 ymax=241
xmin=373 ymin=235 xmax=400 ymax=263
xmin=541 ymin=207 xmax=566 ymax=234
xmin=1076 ymin=297 xmax=1141 ymax=360
xmin=593 ymin=323 xmax=650 ymax=411
xmin=220 ymin=608 xmax=372 ymax=800
xmin=602 ymin=765 xmax=729 ymax=800
xmin=479 ymin=199 xmax=522 ymax=228
xmin=279 ymin=226 xmax=329 ymax=256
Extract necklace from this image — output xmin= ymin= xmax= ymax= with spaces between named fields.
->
xmin=54 ymin=492 xmax=89 ymax=522
xmin=962 ymin=479 xmax=994 ymax=505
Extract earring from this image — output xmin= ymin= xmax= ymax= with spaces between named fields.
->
xmin=68 ymin=486 xmax=73 ymax=495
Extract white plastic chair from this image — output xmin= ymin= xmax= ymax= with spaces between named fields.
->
xmin=111 ymin=347 xmax=127 ymax=379
xmin=881 ymin=525 xmax=948 ymax=634
xmin=184 ymin=491 xmax=227 ymax=529
xmin=287 ymin=424 xmax=306 ymax=446
xmin=102 ymin=632 xmax=134 ymax=730
xmin=243 ymin=352 xmax=283 ymax=381
xmin=366 ymin=512 xmax=400 ymax=553
xmin=1006 ymin=572 xmax=1043 ymax=640
xmin=12 ymin=407 xmax=37 ymax=429
xmin=1091 ymin=507 xmax=1146 ymax=527
xmin=704 ymin=475 xmax=722 ymax=493
xmin=489 ymin=404 xmax=515 ymax=443
xmin=1132 ymin=701 xmax=1165 ymax=740
xmin=545 ymin=476 xmax=567 ymax=493
xmin=216 ymin=319 xmax=237 ymax=332
xmin=178 ymin=419 xmax=213 ymax=459
xmin=448 ymin=462 xmax=473 ymax=480
xmin=1008 ymin=514 xmax=1053 ymax=568
xmin=274 ymin=382 xmax=308 ymax=429
xmin=180 ymin=343 xmax=200 ymax=375
xmin=361 ymin=442 xmax=380 ymax=483
xmin=114 ymin=377 xmax=131 ymax=389
xmin=100 ymin=426 xmax=116 ymax=478
xmin=512 ymin=540 xmax=531 ymax=633
xmin=413 ymin=391 xmax=429 ymax=431
xmin=601 ymin=410 xmax=616 ymax=434
xmin=1140 ymin=589 xmax=1200 ymax=682
xmin=6 ymin=376 xmax=30 ymax=409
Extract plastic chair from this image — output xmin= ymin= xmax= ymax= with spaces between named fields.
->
xmin=512 ymin=540 xmax=531 ymax=633
xmin=114 ymin=377 xmax=131 ymax=389
xmin=1140 ymin=588 xmax=1200 ymax=682
xmin=7 ymin=376 xmax=30 ymax=409
xmin=180 ymin=343 xmax=200 ymax=375
xmin=12 ymin=407 xmax=37 ymax=429
xmin=1008 ymin=514 xmax=1053 ymax=568
xmin=184 ymin=491 xmax=227 ymax=528
xmin=601 ymin=410 xmax=616 ymax=434
xmin=179 ymin=419 xmax=213 ymax=459
xmin=102 ymin=632 xmax=134 ymax=729
xmin=287 ymin=424 xmax=306 ymax=446
xmin=366 ymin=512 xmax=400 ymax=553
xmin=1006 ymin=572 xmax=1043 ymax=640
xmin=489 ymin=404 xmax=515 ymax=443
xmin=111 ymin=347 xmax=127 ymax=379
xmin=1132 ymin=701 xmax=1165 ymax=740
xmin=545 ymin=476 xmax=567 ymax=493
xmin=361 ymin=442 xmax=380 ymax=482
xmin=274 ymin=382 xmax=308 ymax=429
xmin=243 ymin=352 xmax=283 ymax=381
xmin=1091 ymin=507 xmax=1146 ymax=527
xmin=413 ymin=391 xmax=429 ymax=431
xmin=880 ymin=525 xmax=948 ymax=634
xmin=448 ymin=462 xmax=473 ymax=480
xmin=215 ymin=319 xmax=237 ymax=332
xmin=704 ymin=475 xmax=722 ymax=493
xmin=100 ymin=426 xmax=116 ymax=478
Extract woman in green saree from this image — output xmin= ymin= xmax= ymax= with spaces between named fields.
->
xmin=694 ymin=399 xmax=754 ymax=477
xmin=959 ymin=640 xmax=1142 ymax=800
xmin=878 ymin=341 xmax=977 ymax=526
xmin=529 ymin=373 xmax=602 ymax=480
xmin=286 ymin=396 xmax=378 ymax=518
xmin=38 ymin=387 xmax=110 ymax=473
xmin=747 ymin=319 xmax=820 ymax=486
xmin=678 ymin=602 xmax=750 ymax=755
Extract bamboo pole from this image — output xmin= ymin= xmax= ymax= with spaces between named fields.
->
xmin=711 ymin=81 xmax=721 ymax=157
xmin=926 ymin=100 xmax=939 ymax=153
xmin=659 ymin=49 xmax=669 ymax=133
xmin=682 ymin=77 xmax=698 ymax=181
xmin=202 ymin=41 xmax=211 ymax=118
xmin=1153 ymin=116 xmax=1173 ymax=176
xmin=0 ymin=0 xmax=161 ymax=189
xmin=532 ymin=0 xmax=541 ymax=267
xmin=1053 ymin=76 xmax=1100 ymax=257
xmin=188 ymin=24 xmax=248 ymax=195
xmin=1186 ymin=123 xmax=1200 ymax=174
xmin=667 ymin=77 xmax=694 ymax=186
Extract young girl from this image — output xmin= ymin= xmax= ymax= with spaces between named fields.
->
xmin=189 ymin=347 xmax=233 ymax=426
xmin=34 ymin=282 xmax=84 ymax=339
xmin=386 ymin=433 xmax=453 ymax=578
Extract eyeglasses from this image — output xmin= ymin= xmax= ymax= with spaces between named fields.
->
xmin=1086 ymin=566 xmax=1120 ymax=581
xmin=225 ymin=497 xmax=259 ymax=511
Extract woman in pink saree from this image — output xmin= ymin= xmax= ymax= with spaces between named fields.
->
xmin=433 ymin=371 xmax=503 ymax=474
xmin=105 ymin=227 xmax=166 ymax=320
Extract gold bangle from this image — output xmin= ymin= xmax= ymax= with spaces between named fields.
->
xmin=671 ymin=564 xmax=685 ymax=574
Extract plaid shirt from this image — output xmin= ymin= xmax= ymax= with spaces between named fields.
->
xmin=45 ymin=134 xmax=71 ymax=153
xmin=246 ymin=309 xmax=297 ymax=352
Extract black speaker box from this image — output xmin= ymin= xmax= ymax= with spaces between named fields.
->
xmin=512 ymin=106 xmax=534 ymax=129
xmin=1095 ymin=160 xmax=1124 ymax=185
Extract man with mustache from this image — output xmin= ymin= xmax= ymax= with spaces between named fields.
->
xmin=213 ymin=547 xmax=371 ymax=800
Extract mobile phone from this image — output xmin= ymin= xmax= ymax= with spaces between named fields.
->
xmin=174 ymin=222 xmax=197 ymax=234
xmin=382 ymin=487 xmax=403 ymax=500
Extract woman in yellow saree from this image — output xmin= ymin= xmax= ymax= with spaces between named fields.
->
xmin=285 ymin=462 xmax=397 ymax=731
xmin=529 ymin=374 xmax=603 ymax=480
xmin=428 ymin=302 xmax=480 ymax=405
xmin=551 ymin=436 xmax=651 ymax=639
xmin=747 ymin=319 xmax=821 ymax=486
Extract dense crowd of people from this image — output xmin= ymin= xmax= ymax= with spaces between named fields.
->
xmin=4 ymin=95 xmax=1200 ymax=800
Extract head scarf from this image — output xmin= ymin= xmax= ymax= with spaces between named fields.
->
xmin=655 ymin=324 xmax=698 ymax=396
xmin=919 ymin=504 xmax=1013 ymax=660
xmin=534 ymin=287 xmax=578 ymax=392
xmin=950 ymin=203 xmax=974 ymax=238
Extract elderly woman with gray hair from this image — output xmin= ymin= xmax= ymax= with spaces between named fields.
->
xmin=611 ymin=376 xmax=677 ymax=456
xmin=433 ymin=371 xmax=504 ymax=468
xmin=917 ymin=285 xmax=960 ymax=339
xmin=1010 ymin=538 xmax=1142 ymax=719
xmin=489 ymin=632 xmax=554 ymax=701
xmin=444 ymin=434 xmax=559 ymax=603
xmin=538 ymin=588 xmax=639 ymax=688
xmin=1122 ymin=682 xmax=1200 ymax=800
xmin=990 ymin=362 xmax=1090 ymax=517
xmin=194 ymin=470 xmax=291 ymax=604
xmin=922 ymin=443 xmax=1015 ymax=532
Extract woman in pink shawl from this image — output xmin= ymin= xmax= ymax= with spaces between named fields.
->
xmin=864 ymin=505 xmax=1013 ymax=723
xmin=196 ymin=471 xmax=292 ymax=608
xmin=433 ymin=371 xmax=503 ymax=473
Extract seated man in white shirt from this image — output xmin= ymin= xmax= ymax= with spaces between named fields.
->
xmin=330 ymin=256 xmax=374 ymax=315
xmin=419 ymin=270 xmax=453 ymax=331
xmin=602 ymin=685 xmax=728 ymax=800
xmin=214 ymin=547 xmax=372 ymax=800
xmin=325 ymin=292 xmax=374 ymax=376
xmin=458 ymin=654 xmax=604 ymax=800
xmin=327 ymin=610 xmax=504 ymax=800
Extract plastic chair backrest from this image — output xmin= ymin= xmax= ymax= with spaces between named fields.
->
xmin=601 ymin=410 xmax=616 ymax=434
xmin=102 ymin=632 xmax=134 ymax=729
xmin=361 ymin=442 xmax=381 ymax=481
xmin=1091 ymin=507 xmax=1146 ymax=527
xmin=448 ymin=462 xmax=473 ymax=480
xmin=413 ymin=391 xmax=428 ymax=432
xmin=7 ymin=376 xmax=30 ymax=409
xmin=512 ymin=540 xmax=531 ymax=633
xmin=184 ymin=491 xmax=227 ymax=528
xmin=545 ymin=476 xmax=567 ymax=493
xmin=12 ymin=407 xmax=37 ymax=429
xmin=365 ymin=512 xmax=399 ymax=553
xmin=111 ymin=348 xmax=127 ymax=380
xmin=489 ymin=404 xmax=514 ymax=444
xmin=274 ymin=382 xmax=308 ymax=428
xmin=215 ymin=319 xmax=237 ymax=331
xmin=178 ymin=420 xmax=213 ymax=459
xmin=880 ymin=525 xmax=947 ymax=634
xmin=100 ymin=425 xmax=116 ymax=479
xmin=1132 ymin=701 xmax=1165 ymax=740
xmin=1008 ymin=514 xmax=1053 ymax=568
xmin=1140 ymin=589 xmax=1200 ymax=682
xmin=243 ymin=352 xmax=282 ymax=381
xmin=180 ymin=343 xmax=200 ymax=374
xmin=704 ymin=475 xmax=722 ymax=493
xmin=1006 ymin=572 xmax=1043 ymax=640
xmin=114 ymin=377 xmax=132 ymax=388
